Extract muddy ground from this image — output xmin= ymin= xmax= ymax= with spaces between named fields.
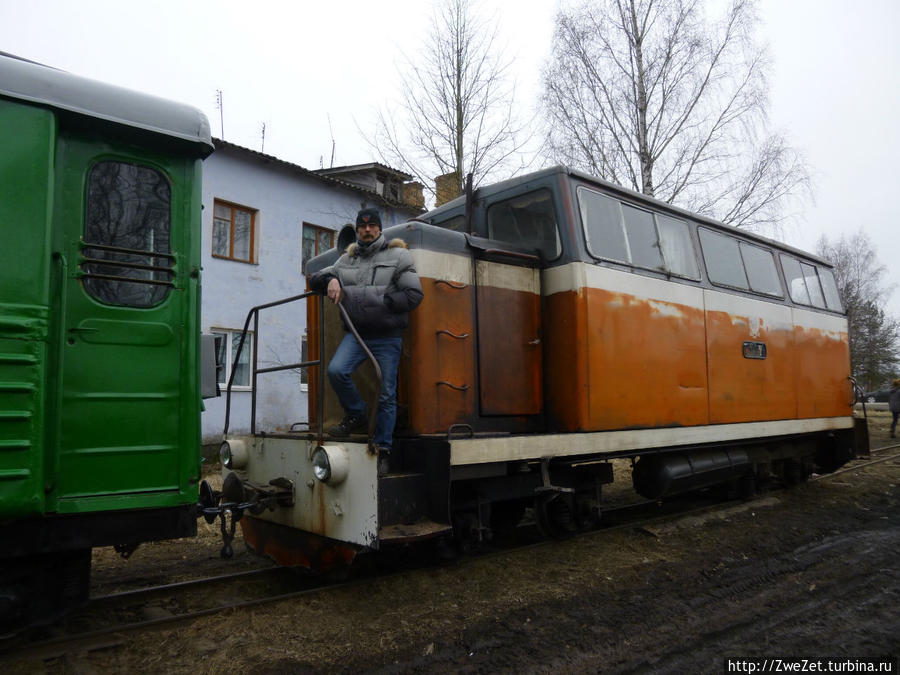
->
xmin=7 ymin=412 xmax=900 ymax=674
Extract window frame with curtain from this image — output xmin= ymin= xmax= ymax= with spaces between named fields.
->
xmin=212 ymin=198 xmax=257 ymax=263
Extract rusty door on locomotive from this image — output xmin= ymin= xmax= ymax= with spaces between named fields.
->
xmin=475 ymin=258 xmax=543 ymax=416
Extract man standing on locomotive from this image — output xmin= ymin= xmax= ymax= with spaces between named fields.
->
xmin=309 ymin=208 xmax=423 ymax=476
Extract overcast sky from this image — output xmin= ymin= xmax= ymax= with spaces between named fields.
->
xmin=2 ymin=0 xmax=898 ymax=316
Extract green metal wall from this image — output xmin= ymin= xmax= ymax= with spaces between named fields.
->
xmin=0 ymin=99 xmax=54 ymax=516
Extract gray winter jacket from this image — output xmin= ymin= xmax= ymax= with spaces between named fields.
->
xmin=309 ymin=235 xmax=423 ymax=338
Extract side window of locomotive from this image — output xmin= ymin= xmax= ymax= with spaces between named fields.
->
xmin=699 ymin=228 xmax=749 ymax=290
xmin=655 ymin=213 xmax=699 ymax=279
xmin=780 ymin=254 xmax=821 ymax=306
xmin=782 ymin=255 xmax=831 ymax=309
xmin=620 ymin=204 xmax=664 ymax=270
xmin=781 ymin=256 xmax=809 ymax=304
xmin=819 ymin=267 xmax=843 ymax=312
xmin=739 ymin=242 xmax=783 ymax=297
xmin=578 ymin=188 xmax=698 ymax=279
xmin=486 ymin=188 xmax=561 ymax=259
xmin=83 ymin=161 xmax=173 ymax=307
xmin=801 ymin=262 xmax=826 ymax=308
xmin=578 ymin=189 xmax=629 ymax=263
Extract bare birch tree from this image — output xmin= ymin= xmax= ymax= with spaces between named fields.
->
xmin=818 ymin=232 xmax=899 ymax=390
xmin=542 ymin=0 xmax=808 ymax=229
xmin=370 ymin=0 xmax=528 ymax=201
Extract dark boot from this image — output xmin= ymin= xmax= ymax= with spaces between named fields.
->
xmin=376 ymin=446 xmax=391 ymax=477
xmin=327 ymin=414 xmax=367 ymax=437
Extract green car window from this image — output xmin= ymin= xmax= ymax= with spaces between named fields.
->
xmin=83 ymin=161 xmax=173 ymax=307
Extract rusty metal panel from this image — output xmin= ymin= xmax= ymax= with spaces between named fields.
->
xmin=543 ymin=289 xmax=590 ymax=431
xmin=792 ymin=307 xmax=852 ymax=419
xmin=404 ymin=276 xmax=476 ymax=433
xmin=585 ymin=284 xmax=708 ymax=429
xmin=705 ymin=291 xmax=797 ymax=424
xmin=241 ymin=516 xmax=359 ymax=573
xmin=475 ymin=261 xmax=542 ymax=416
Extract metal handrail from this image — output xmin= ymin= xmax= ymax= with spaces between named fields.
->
xmin=222 ymin=291 xmax=384 ymax=447
xmin=223 ymin=291 xmax=323 ymax=437
xmin=336 ymin=301 xmax=382 ymax=443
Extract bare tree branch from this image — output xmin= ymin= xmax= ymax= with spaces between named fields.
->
xmin=542 ymin=0 xmax=810 ymax=230
xmin=818 ymin=232 xmax=899 ymax=389
xmin=365 ymin=0 xmax=533 ymax=202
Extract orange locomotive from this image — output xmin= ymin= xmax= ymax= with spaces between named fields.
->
xmin=216 ymin=167 xmax=864 ymax=569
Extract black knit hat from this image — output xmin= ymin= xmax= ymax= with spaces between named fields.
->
xmin=356 ymin=208 xmax=382 ymax=229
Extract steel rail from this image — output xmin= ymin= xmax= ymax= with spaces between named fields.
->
xmin=89 ymin=566 xmax=284 ymax=603
xmin=4 ymin=567 xmax=392 ymax=662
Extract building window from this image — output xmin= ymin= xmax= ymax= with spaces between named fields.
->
xmin=83 ymin=161 xmax=173 ymax=307
xmin=212 ymin=328 xmax=253 ymax=389
xmin=302 ymin=223 xmax=335 ymax=272
xmin=213 ymin=199 xmax=256 ymax=263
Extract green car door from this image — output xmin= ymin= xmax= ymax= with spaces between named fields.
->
xmin=52 ymin=134 xmax=197 ymax=511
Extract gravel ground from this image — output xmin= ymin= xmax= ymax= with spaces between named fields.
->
xmin=6 ymin=412 xmax=898 ymax=674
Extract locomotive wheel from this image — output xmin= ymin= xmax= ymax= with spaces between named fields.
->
xmin=535 ymin=493 xmax=587 ymax=540
xmin=783 ymin=458 xmax=810 ymax=487
xmin=489 ymin=500 xmax=527 ymax=540
xmin=452 ymin=512 xmax=483 ymax=554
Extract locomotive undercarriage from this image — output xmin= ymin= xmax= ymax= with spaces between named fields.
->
xmin=0 ymin=505 xmax=198 ymax=635
xmin=211 ymin=424 xmax=858 ymax=569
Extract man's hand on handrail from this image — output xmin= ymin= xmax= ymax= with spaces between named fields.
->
xmin=326 ymin=278 xmax=342 ymax=305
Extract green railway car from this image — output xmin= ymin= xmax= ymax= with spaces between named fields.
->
xmin=0 ymin=52 xmax=214 ymax=633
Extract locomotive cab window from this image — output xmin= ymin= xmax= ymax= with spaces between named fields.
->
xmin=578 ymin=188 xmax=699 ymax=279
xmin=82 ymin=161 xmax=173 ymax=308
xmin=486 ymin=188 xmax=561 ymax=259
xmin=435 ymin=215 xmax=466 ymax=232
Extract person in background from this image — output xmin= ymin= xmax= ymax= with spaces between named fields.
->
xmin=889 ymin=378 xmax=900 ymax=439
xmin=309 ymin=208 xmax=423 ymax=475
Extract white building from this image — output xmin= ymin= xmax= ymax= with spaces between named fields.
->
xmin=200 ymin=140 xmax=423 ymax=445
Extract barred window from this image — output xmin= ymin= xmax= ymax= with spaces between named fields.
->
xmin=83 ymin=161 xmax=173 ymax=307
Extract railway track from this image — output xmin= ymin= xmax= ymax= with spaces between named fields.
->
xmin=0 ymin=566 xmax=351 ymax=662
xmin=5 ymin=446 xmax=898 ymax=664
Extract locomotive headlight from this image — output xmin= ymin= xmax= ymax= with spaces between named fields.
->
xmin=219 ymin=439 xmax=248 ymax=470
xmin=311 ymin=445 xmax=349 ymax=485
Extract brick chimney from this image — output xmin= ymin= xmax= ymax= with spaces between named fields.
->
xmin=434 ymin=171 xmax=462 ymax=207
xmin=401 ymin=181 xmax=425 ymax=209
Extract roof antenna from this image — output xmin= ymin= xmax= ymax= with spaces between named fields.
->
xmin=215 ymin=90 xmax=224 ymax=139
xmin=327 ymin=114 xmax=335 ymax=168
xmin=260 ymin=122 xmax=266 ymax=153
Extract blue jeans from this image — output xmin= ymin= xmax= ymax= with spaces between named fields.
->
xmin=327 ymin=333 xmax=402 ymax=448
